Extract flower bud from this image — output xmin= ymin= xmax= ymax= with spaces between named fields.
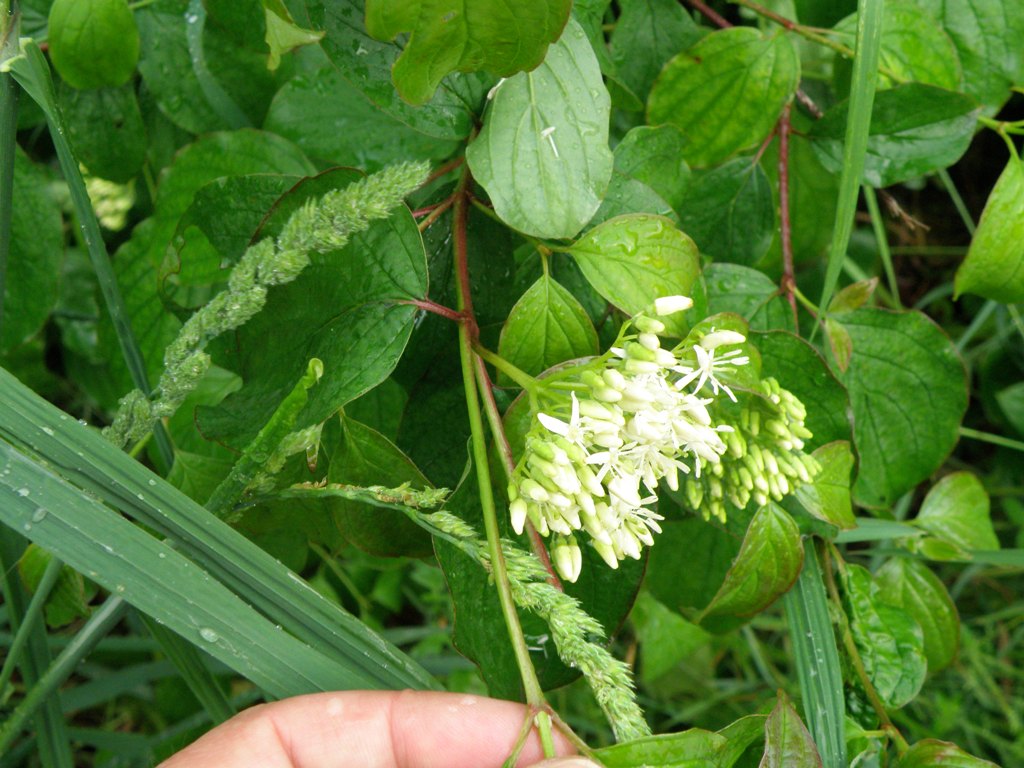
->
xmin=552 ymin=535 xmax=583 ymax=582
xmin=654 ymin=295 xmax=694 ymax=315
xmin=510 ymin=497 xmax=529 ymax=535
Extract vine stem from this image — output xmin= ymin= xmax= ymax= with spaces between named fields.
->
xmin=777 ymin=103 xmax=798 ymax=324
xmin=451 ymin=167 xmax=555 ymax=754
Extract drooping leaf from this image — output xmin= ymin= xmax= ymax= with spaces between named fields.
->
xmin=843 ymin=563 xmax=927 ymax=709
xmin=794 ymin=441 xmax=856 ymax=529
xmin=3 ymin=150 xmax=62 ymax=355
xmin=916 ymin=0 xmax=1024 ymax=110
xmin=588 ymin=174 xmax=679 ymax=229
xmin=567 ymin=214 xmax=700 ymax=336
xmin=648 ymin=27 xmax=800 ymax=168
xmin=835 ymin=309 xmax=967 ymax=508
xmin=364 ymin=0 xmax=571 ymax=105
xmin=467 ymin=18 xmax=613 ymax=239
xmin=631 ymin=591 xmax=711 ymax=685
xmin=612 ymin=124 xmax=691 ymax=211
xmin=953 ymin=155 xmax=1024 ymax=303
xmin=704 ymin=264 xmax=795 ymax=333
xmin=759 ymin=691 xmax=823 ymax=768
xmin=497 ymin=274 xmax=598 ymax=380
xmin=897 ymin=739 xmax=1001 ymax=768
xmin=875 ymin=558 xmax=959 ymax=672
xmin=265 ymin=65 xmax=459 ymax=171
xmin=808 ymin=84 xmax=979 ymax=188
xmin=609 ymin=0 xmax=702 ymax=104
xmin=700 ymin=503 xmax=804 ymax=622
xmin=310 ymin=0 xmax=481 ymax=140
xmin=913 ymin=472 xmax=999 ymax=552
xmin=675 ymin=157 xmax=775 ymax=266
xmin=47 ymin=0 xmax=140 ymax=89
xmin=751 ymin=331 xmax=852 ymax=450
xmin=263 ymin=0 xmax=324 ymax=70
xmin=594 ymin=729 xmax=728 ymax=767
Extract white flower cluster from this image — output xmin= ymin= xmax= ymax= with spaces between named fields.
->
xmin=507 ymin=296 xmax=753 ymax=583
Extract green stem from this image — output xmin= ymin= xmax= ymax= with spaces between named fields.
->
xmin=453 ymin=170 xmax=553 ymax=751
xmin=936 ymin=167 xmax=977 ymax=236
xmin=311 ymin=541 xmax=373 ymax=620
xmin=0 ymin=555 xmax=62 ymax=700
xmin=862 ymin=186 xmax=902 ymax=308
xmin=474 ymin=343 xmax=540 ymax=393
xmin=959 ymin=426 xmax=1024 ymax=454
xmin=0 ymin=7 xmax=18 ymax=346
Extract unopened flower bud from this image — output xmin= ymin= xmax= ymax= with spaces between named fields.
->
xmin=654 ymin=295 xmax=693 ymax=315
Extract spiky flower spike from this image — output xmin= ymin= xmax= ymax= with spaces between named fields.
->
xmin=507 ymin=298 xmax=819 ymax=582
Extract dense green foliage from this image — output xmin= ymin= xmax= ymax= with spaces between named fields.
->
xmin=2 ymin=0 xmax=1023 ymax=766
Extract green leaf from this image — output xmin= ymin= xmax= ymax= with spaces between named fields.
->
xmin=467 ymin=18 xmax=613 ymax=239
xmin=47 ymin=0 xmax=140 ymax=89
xmin=843 ymin=563 xmax=927 ymax=709
xmin=199 ymin=180 xmax=427 ymax=446
xmin=631 ymin=591 xmax=711 ymax=685
xmin=808 ymin=84 xmax=979 ymax=188
xmin=567 ymin=214 xmax=700 ymax=336
xmin=831 ymin=3 xmax=962 ymax=95
xmin=613 ymin=124 xmax=691 ymax=211
xmin=497 ymin=273 xmax=598 ymax=379
xmin=953 ymin=155 xmax=1024 ymax=303
xmin=609 ymin=0 xmax=702 ymax=104
xmin=794 ymin=441 xmax=856 ymax=529
xmin=326 ymin=416 xmax=434 ymax=557
xmin=364 ymin=0 xmax=571 ymax=105
xmin=18 ymin=544 xmax=93 ymax=629
xmin=704 ymin=264 xmax=796 ymax=333
xmin=875 ymin=558 xmax=959 ymax=672
xmin=594 ymin=728 xmax=727 ymax=767
xmin=897 ymin=739 xmax=1001 ymax=767
xmin=996 ymin=381 xmax=1024 ymax=436
xmin=675 ymin=157 xmax=775 ymax=266
xmin=589 ymin=174 xmax=679 ymax=229
xmin=760 ymin=691 xmax=823 ymax=768
xmin=265 ymin=64 xmax=459 ymax=172
xmin=751 ymin=331 xmax=852 ymax=450
xmin=263 ymin=0 xmax=324 ymax=71
xmin=135 ymin=0 xmax=275 ymax=134
xmin=310 ymin=0 xmax=480 ymax=140
xmin=647 ymin=27 xmax=800 ymax=168
xmin=913 ymin=472 xmax=999 ymax=552
xmin=58 ymin=82 xmax=146 ymax=183
xmin=700 ymin=503 xmax=803 ymax=622
xmin=916 ymin=0 xmax=1024 ymax=110
xmin=646 ymin=517 xmax=738 ymax=617
xmin=835 ymin=309 xmax=967 ymax=508
xmin=3 ymin=149 xmax=62 ymax=355
xmin=717 ymin=715 xmax=768 ymax=768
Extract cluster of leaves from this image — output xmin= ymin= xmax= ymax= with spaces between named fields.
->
xmin=2 ymin=0 xmax=1024 ymax=766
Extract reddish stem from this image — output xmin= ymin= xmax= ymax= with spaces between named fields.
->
xmin=425 ymin=156 xmax=465 ymax=187
xmin=685 ymin=0 xmax=732 ymax=28
xmin=416 ymin=195 xmax=455 ymax=232
xmin=778 ymin=103 xmax=798 ymax=323
xmin=398 ymin=298 xmax=464 ymax=323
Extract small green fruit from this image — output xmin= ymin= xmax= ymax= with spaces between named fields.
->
xmin=48 ymin=0 xmax=140 ymax=90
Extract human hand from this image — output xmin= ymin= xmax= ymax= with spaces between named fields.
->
xmin=157 ymin=690 xmax=599 ymax=768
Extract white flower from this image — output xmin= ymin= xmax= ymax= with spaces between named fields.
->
xmin=674 ymin=331 xmax=750 ymax=402
xmin=653 ymin=295 xmax=694 ymax=315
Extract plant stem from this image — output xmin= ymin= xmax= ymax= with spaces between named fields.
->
xmin=0 ymin=6 xmax=18 ymax=347
xmin=959 ymin=426 xmax=1024 ymax=454
xmin=451 ymin=168 xmax=553 ymax=749
xmin=0 ymin=555 xmax=62 ymax=700
xmin=416 ymin=195 xmax=455 ymax=232
xmin=474 ymin=343 xmax=540 ymax=393
xmin=777 ymin=103 xmax=798 ymax=325
xmin=863 ymin=186 xmax=902 ymax=308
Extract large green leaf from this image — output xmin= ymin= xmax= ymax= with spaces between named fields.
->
xmin=647 ymin=27 xmax=800 ymax=168
xmin=631 ymin=591 xmax=711 ymax=685
xmin=364 ymin=0 xmax=571 ymax=105
xmin=264 ymin=64 xmax=459 ymax=171
xmin=897 ymin=739 xmax=1001 ymax=768
xmin=831 ymin=3 xmax=961 ymax=95
xmin=594 ymin=729 xmax=727 ymax=767
xmin=3 ymin=150 xmax=62 ymax=355
xmin=793 ymin=441 xmax=855 ymax=530
xmin=913 ymin=472 xmax=999 ymax=552
xmin=700 ymin=503 xmax=803 ymax=622
xmin=675 ymin=157 xmax=775 ymax=266
xmin=916 ymin=0 xmax=1024 ymax=110
xmin=751 ymin=331 xmax=852 ymax=450
xmin=760 ymin=692 xmax=823 ymax=768
xmin=609 ymin=0 xmax=702 ymax=104
xmin=835 ymin=309 xmax=967 ymax=508
xmin=497 ymin=273 xmax=599 ymax=379
xmin=808 ymin=84 xmax=978 ymax=188
xmin=47 ymin=0 xmax=140 ymax=89
xmin=309 ymin=0 xmax=481 ymax=140
xmin=953 ymin=155 xmax=1024 ymax=303
xmin=466 ymin=18 xmax=613 ymax=239
xmin=0 ymin=366 xmax=436 ymax=692
xmin=612 ymin=124 xmax=691 ymax=211
xmin=567 ymin=214 xmax=700 ymax=335
xmin=199 ymin=197 xmax=426 ymax=445
xmin=58 ymin=82 xmax=147 ymax=183
xmin=875 ymin=558 xmax=959 ymax=672
xmin=704 ymin=264 xmax=795 ymax=333
xmin=843 ymin=563 xmax=927 ymax=709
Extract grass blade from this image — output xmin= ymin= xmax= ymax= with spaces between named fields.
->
xmin=814 ymin=0 xmax=884 ymax=331
xmin=0 ymin=553 xmax=62 ymax=699
xmin=0 ymin=366 xmax=438 ymax=692
xmin=782 ymin=541 xmax=846 ymax=768
xmin=0 ymin=18 xmax=17 ymax=342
